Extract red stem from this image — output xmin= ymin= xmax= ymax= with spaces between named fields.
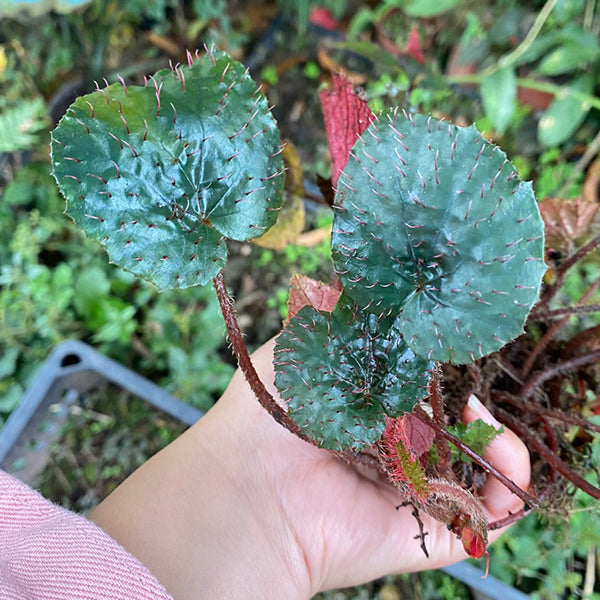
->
xmin=538 ymin=234 xmax=600 ymax=308
xmin=488 ymin=487 xmax=546 ymax=530
xmin=495 ymin=407 xmax=600 ymax=500
xmin=488 ymin=507 xmax=532 ymax=530
xmin=540 ymin=417 xmax=560 ymax=486
xmin=520 ymin=349 xmax=600 ymax=400
xmin=428 ymin=369 xmax=453 ymax=478
xmin=413 ymin=407 xmax=538 ymax=507
xmin=488 ymin=415 xmax=560 ymax=530
xmin=535 ymin=303 xmax=600 ymax=319
xmin=487 ymin=478 xmax=554 ymax=530
xmin=212 ymin=271 xmax=314 ymax=445
xmin=522 ymin=276 xmax=600 ymax=378
xmin=497 ymin=392 xmax=600 ymax=434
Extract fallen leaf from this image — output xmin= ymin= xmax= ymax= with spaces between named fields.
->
xmin=253 ymin=142 xmax=306 ymax=250
xmin=295 ymin=227 xmax=330 ymax=247
xmin=281 ymin=140 xmax=305 ymax=196
xmin=253 ymin=193 xmax=305 ymax=250
xmin=517 ymin=86 xmax=554 ymax=111
xmin=285 ymin=274 xmax=341 ymax=324
xmin=316 ymin=47 xmax=368 ymax=85
xmin=539 ymin=197 xmax=599 ymax=249
xmin=583 ymin=159 xmax=600 ymax=205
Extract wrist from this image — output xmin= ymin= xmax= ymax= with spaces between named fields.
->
xmin=179 ymin=406 xmax=311 ymax=600
xmin=90 ymin=396 xmax=310 ymax=600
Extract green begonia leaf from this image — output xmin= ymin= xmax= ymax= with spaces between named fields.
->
xmin=274 ymin=303 xmax=433 ymax=450
xmin=51 ymin=49 xmax=284 ymax=290
xmin=332 ymin=111 xmax=546 ymax=364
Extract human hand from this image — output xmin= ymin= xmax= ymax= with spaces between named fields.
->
xmin=90 ymin=339 xmax=530 ymax=600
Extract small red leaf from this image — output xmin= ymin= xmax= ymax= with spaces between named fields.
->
xmin=460 ymin=524 xmax=487 ymax=559
xmin=309 ymin=7 xmax=338 ymax=31
xmin=406 ymin=27 xmax=425 ymax=64
xmin=319 ymin=73 xmax=376 ymax=187
xmin=380 ymin=415 xmax=433 ymax=501
xmin=539 ymin=197 xmax=599 ymax=249
xmin=382 ymin=414 xmax=435 ymax=459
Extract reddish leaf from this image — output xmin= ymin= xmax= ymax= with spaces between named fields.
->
xmin=458 ymin=522 xmax=488 ymax=560
xmin=285 ymin=274 xmax=341 ymax=324
xmin=254 ymin=143 xmax=306 ymax=250
xmin=539 ymin=197 xmax=599 ymax=249
xmin=380 ymin=415 xmax=433 ymax=501
xmin=383 ymin=414 xmax=435 ymax=459
xmin=406 ymin=27 xmax=424 ymax=64
xmin=380 ymin=415 xmax=490 ymax=559
xmin=309 ymin=7 xmax=338 ymax=31
xmin=319 ymin=73 xmax=376 ymax=187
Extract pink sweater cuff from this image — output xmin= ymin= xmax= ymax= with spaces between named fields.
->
xmin=0 ymin=470 xmax=173 ymax=600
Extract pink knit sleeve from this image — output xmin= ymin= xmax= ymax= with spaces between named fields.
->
xmin=0 ymin=470 xmax=173 ymax=600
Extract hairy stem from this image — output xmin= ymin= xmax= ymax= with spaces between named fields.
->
xmin=488 ymin=491 xmax=541 ymax=529
xmin=534 ymin=303 xmax=600 ymax=319
xmin=497 ymin=392 xmax=600 ymax=434
xmin=213 ymin=271 xmax=314 ymax=444
xmin=488 ymin=507 xmax=532 ymax=530
xmin=520 ymin=349 xmax=600 ymax=400
xmin=428 ymin=369 xmax=453 ymax=478
xmin=488 ymin=466 xmax=559 ymax=530
xmin=496 ymin=407 xmax=600 ymax=500
xmin=522 ymin=271 xmax=600 ymax=377
xmin=412 ymin=407 xmax=538 ymax=507
xmin=538 ymin=234 xmax=600 ymax=310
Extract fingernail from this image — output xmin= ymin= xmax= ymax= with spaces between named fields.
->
xmin=467 ymin=394 xmax=502 ymax=429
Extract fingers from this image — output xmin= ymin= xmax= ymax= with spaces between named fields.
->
xmin=462 ymin=395 xmax=531 ymax=522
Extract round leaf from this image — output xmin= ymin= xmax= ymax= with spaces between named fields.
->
xmin=332 ymin=112 xmax=546 ymax=364
xmin=274 ymin=303 xmax=433 ymax=450
xmin=51 ymin=49 xmax=284 ymax=290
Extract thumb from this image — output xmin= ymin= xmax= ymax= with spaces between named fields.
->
xmin=462 ymin=395 xmax=531 ymax=521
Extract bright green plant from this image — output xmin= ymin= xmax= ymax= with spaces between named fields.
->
xmin=341 ymin=1 xmax=600 ymax=149
xmin=444 ymin=0 xmax=600 ymax=144
xmin=0 ymin=158 xmax=232 ymax=425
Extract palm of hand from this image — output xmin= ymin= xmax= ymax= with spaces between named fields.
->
xmin=215 ymin=341 xmax=530 ymax=596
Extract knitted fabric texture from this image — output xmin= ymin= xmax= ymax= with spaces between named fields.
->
xmin=0 ymin=470 xmax=173 ymax=599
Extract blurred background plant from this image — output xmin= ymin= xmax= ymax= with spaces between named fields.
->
xmin=1 ymin=0 xmax=599 ymax=597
